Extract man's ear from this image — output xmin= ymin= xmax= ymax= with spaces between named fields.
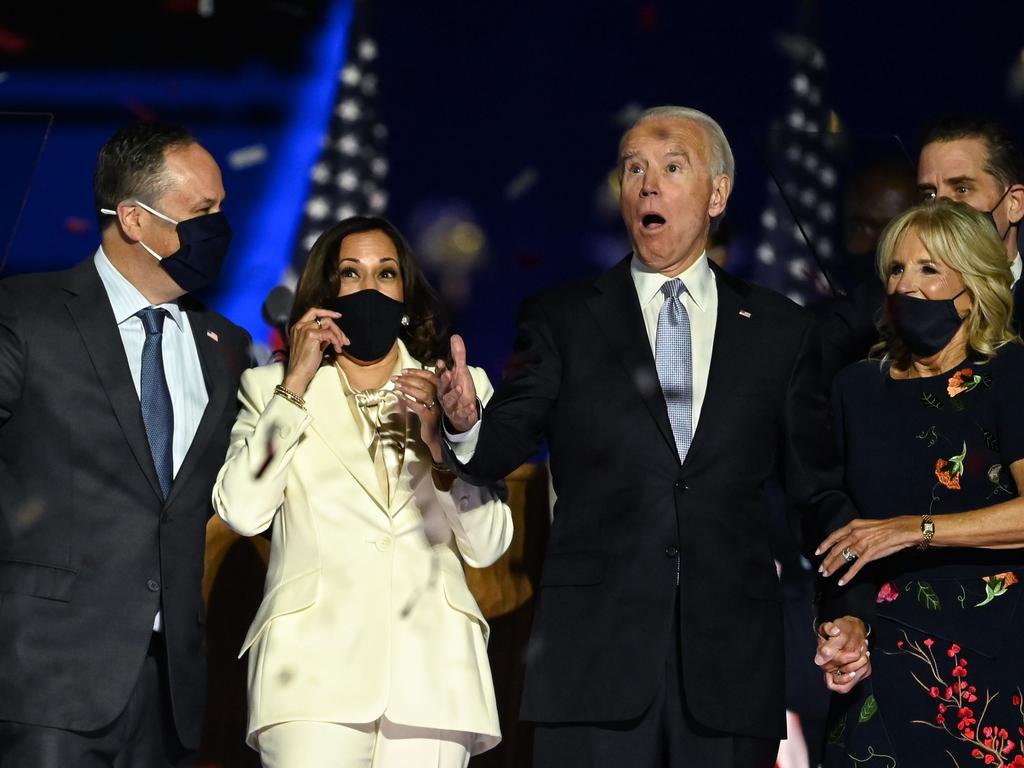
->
xmin=708 ymin=174 xmax=732 ymax=218
xmin=115 ymin=201 xmax=144 ymax=242
xmin=1005 ymin=183 xmax=1024 ymax=225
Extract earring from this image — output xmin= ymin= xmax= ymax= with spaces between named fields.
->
xmin=400 ymin=314 xmax=410 ymax=326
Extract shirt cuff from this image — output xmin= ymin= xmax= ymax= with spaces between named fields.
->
xmin=443 ymin=402 xmax=483 ymax=463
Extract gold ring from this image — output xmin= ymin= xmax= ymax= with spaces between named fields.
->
xmin=314 ymin=318 xmax=322 ymax=329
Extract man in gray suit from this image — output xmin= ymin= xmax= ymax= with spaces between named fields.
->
xmin=0 ymin=123 xmax=251 ymax=767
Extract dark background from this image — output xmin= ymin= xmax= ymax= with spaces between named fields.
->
xmin=2 ymin=0 xmax=1023 ymax=376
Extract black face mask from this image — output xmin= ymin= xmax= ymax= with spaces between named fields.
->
xmin=323 ymin=289 xmax=407 ymax=363
xmin=978 ymin=189 xmax=1024 ymax=269
xmin=154 ymin=211 xmax=233 ymax=294
xmin=886 ymin=290 xmax=967 ymax=357
xmin=102 ymin=201 xmax=232 ymax=294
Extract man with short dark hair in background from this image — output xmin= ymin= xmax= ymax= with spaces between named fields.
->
xmin=917 ymin=116 xmax=1024 ymax=330
xmin=0 ymin=123 xmax=251 ymax=767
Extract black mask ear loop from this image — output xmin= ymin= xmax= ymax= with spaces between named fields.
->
xmin=987 ymin=186 xmax=1014 ymax=241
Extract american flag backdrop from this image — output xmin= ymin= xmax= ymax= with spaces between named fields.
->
xmin=749 ymin=34 xmax=843 ymax=307
xmin=289 ymin=0 xmax=388 ymax=278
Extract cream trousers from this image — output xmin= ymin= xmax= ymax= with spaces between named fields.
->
xmin=257 ymin=718 xmax=473 ymax=768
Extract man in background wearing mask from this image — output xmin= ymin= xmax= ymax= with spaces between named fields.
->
xmin=917 ymin=117 xmax=1024 ymax=330
xmin=0 ymin=123 xmax=251 ymax=766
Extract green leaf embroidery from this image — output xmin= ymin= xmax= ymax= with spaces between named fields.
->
xmin=826 ymin=714 xmax=847 ymax=744
xmin=975 ymin=577 xmax=1009 ymax=607
xmin=917 ymin=581 xmax=941 ymax=611
xmin=858 ymin=694 xmax=879 ymax=723
xmin=921 ymin=392 xmax=943 ymax=410
xmin=948 ymin=442 xmax=967 ymax=476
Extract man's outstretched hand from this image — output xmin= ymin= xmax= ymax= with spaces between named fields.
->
xmin=436 ymin=334 xmax=479 ymax=434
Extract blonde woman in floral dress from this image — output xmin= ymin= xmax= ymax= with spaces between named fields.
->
xmin=817 ymin=200 xmax=1024 ymax=767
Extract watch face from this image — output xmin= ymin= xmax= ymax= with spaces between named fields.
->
xmin=923 ymin=521 xmax=935 ymax=536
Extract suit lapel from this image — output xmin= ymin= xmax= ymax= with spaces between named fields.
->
xmin=388 ymin=342 xmax=424 ymax=517
xmin=683 ymin=265 xmax=750 ymax=468
xmin=164 ymin=307 xmax=231 ymax=510
xmin=62 ymin=261 xmax=164 ymax=502
xmin=586 ymin=257 xmax=677 ymax=457
xmin=304 ymin=363 xmax=389 ymax=513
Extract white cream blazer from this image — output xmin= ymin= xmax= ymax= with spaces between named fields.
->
xmin=213 ymin=341 xmax=512 ymax=753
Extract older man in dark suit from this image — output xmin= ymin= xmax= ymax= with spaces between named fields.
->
xmin=0 ymin=123 xmax=251 ymax=767
xmin=438 ymin=106 xmax=873 ymax=767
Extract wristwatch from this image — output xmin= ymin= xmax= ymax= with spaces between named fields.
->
xmin=918 ymin=514 xmax=935 ymax=550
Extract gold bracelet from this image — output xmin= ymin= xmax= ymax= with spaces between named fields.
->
xmin=273 ymin=384 xmax=306 ymax=410
xmin=431 ymin=459 xmax=453 ymax=475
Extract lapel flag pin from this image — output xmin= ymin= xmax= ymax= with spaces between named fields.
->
xmin=738 ymin=310 xmax=752 ymax=318
xmin=207 ymin=330 xmax=219 ymax=342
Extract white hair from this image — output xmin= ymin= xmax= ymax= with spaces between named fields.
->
xmin=620 ymin=105 xmax=735 ymax=181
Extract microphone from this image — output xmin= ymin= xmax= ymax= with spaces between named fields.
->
xmin=262 ymin=285 xmax=293 ymax=335
xmin=262 ymin=285 xmax=294 ymax=352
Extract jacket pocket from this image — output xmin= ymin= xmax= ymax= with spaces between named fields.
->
xmin=540 ymin=551 xmax=605 ymax=586
xmin=239 ymin=567 xmax=320 ymax=656
xmin=0 ymin=558 xmax=79 ymax=602
xmin=439 ymin=563 xmax=490 ymax=644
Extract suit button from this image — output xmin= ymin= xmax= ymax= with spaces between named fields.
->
xmin=146 ymin=579 xmax=160 ymax=592
xmin=674 ymin=481 xmax=688 ymax=491
xmin=665 ymin=546 xmax=679 ymax=558
xmin=376 ymin=535 xmax=393 ymax=552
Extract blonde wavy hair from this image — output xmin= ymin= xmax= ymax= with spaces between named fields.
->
xmin=873 ymin=199 xmax=1019 ymax=366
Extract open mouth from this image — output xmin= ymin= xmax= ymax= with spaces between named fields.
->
xmin=641 ymin=213 xmax=666 ymax=229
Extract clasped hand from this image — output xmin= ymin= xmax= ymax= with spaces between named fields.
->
xmin=815 ymin=616 xmax=872 ymax=693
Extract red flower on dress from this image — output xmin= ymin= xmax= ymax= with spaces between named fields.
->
xmin=935 ymin=459 xmax=961 ymax=489
xmin=935 ymin=442 xmax=967 ymax=490
xmin=985 ymin=572 xmax=1020 ymax=588
xmin=948 ymin=367 xmax=982 ymax=398
xmin=877 ymin=582 xmax=900 ymax=603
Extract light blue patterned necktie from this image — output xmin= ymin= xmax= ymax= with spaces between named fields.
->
xmin=137 ymin=307 xmax=174 ymax=499
xmin=655 ymin=279 xmax=693 ymax=464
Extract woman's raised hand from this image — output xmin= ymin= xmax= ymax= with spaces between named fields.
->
xmin=282 ymin=308 xmax=348 ymax=397
xmin=393 ymin=368 xmax=443 ymax=461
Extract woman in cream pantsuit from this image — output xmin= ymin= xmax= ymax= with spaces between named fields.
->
xmin=213 ymin=217 xmax=512 ymax=768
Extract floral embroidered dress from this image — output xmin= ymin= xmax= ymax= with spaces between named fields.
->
xmin=824 ymin=344 xmax=1024 ymax=768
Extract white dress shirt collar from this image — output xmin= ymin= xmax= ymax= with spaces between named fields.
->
xmin=93 ymin=247 xmax=185 ymax=331
xmin=630 ymin=252 xmax=715 ymax=312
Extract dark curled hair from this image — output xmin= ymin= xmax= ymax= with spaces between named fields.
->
xmin=93 ymin=122 xmax=196 ymax=229
xmin=921 ymin=116 xmax=1024 ymax=189
xmin=290 ymin=216 xmax=449 ymax=365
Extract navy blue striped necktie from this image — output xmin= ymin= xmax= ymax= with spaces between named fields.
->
xmin=137 ymin=308 xmax=174 ymax=499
